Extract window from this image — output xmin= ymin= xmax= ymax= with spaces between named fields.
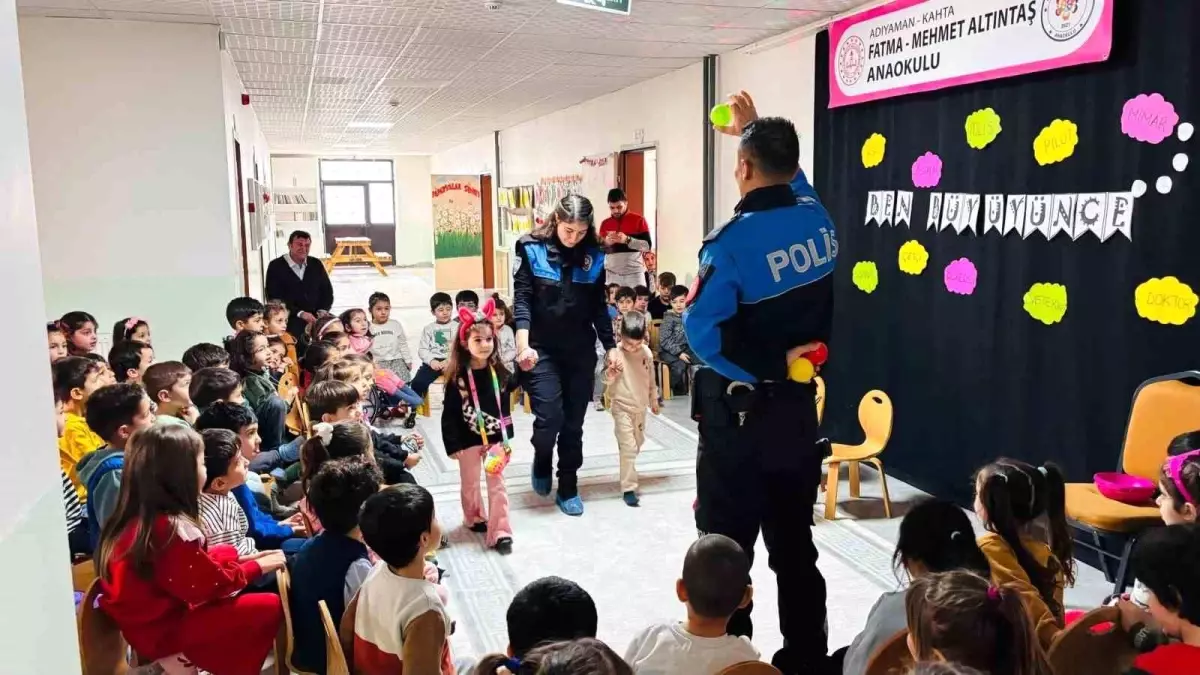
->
xmin=319 ymin=159 xmax=395 ymax=227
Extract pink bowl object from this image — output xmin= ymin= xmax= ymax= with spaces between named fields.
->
xmin=1094 ymin=472 xmax=1157 ymax=505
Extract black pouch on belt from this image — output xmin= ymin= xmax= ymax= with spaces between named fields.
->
xmin=691 ymin=367 xmax=733 ymax=423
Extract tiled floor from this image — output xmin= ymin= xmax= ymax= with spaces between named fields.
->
xmin=334 ymin=266 xmax=1116 ymax=666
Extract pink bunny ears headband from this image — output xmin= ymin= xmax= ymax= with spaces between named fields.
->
xmin=458 ymin=298 xmax=496 ymax=343
xmin=1167 ymin=449 xmax=1200 ymax=505
xmin=124 ymin=317 xmax=146 ymax=331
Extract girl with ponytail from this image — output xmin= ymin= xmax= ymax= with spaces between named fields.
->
xmin=973 ymin=458 xmax=1075 ymax=648
xmin=840 ymin=499 xmax=991 ymax=674
xmin=298 ymin=421 xmax=375 ymax=534
xmin=905 ymin=571 xmax=1053 ymax=675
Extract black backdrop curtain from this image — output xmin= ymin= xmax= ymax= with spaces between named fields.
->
xmin=813 ymin=0 xmax=1200 ymax=504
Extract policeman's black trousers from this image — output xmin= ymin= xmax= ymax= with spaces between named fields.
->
xmin=693 ymin=368 xmax=828 ymax=675
xmin=523 ymin=351 xmax=596 ymax=499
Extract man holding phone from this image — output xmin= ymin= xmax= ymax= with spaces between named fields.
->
xmin=599 ymin=188 xmax=652 ymax=288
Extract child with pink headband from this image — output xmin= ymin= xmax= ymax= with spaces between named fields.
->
xmin=1112 ymin=434 xmax=1200 ymax=655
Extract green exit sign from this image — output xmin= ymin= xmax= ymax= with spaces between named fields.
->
xmin=556 ymin=0 xmax=631 ymax=15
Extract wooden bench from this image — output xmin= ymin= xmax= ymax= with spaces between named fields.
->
xmin=322 ymin=237 xmax=391 ymax=276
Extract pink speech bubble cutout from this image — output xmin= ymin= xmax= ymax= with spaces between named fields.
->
xmin=1121 ymin=94 xmax=1180 ymax=144
xmin=944 ymin=258 xmax=978 ymax=295
xmin=911 ymin=152 xmax=943 ymax=189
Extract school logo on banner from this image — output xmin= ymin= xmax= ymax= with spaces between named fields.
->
xmin=837 ymin=36 xmax=867 ymax=86
xmin=1041 ymin=0 xmax=1097 ymax=42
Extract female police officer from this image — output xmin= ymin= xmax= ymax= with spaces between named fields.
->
xmin=685 ymin=92 xmax=836 ymax=675
xmin=512 ymin=194 xmax=618 ymax=516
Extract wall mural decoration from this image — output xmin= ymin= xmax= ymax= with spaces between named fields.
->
xmin=431 ymin=175 xmax=483 ymax=260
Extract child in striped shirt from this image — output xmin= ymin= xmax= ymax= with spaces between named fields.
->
xmin=198 ymin=428 xmax=256 ymax=557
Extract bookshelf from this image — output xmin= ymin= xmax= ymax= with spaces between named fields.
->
xmin=273 ymin=187 xmax=320 ymax=225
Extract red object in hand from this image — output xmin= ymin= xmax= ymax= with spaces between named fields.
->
xmin=808 ymin=342 xmax=829 ymax=366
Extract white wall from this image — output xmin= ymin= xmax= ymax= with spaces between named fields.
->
xmin=1 ymin=3 xmax=83 ymax=673
xmin=21 ymin=17 xmax=241 ymax=360
xmin=222 ymin=50 xmax=273 ymax=299
xmin=716 ymin=35 xmax=819 ymax=223
xmin=393 ymin=155 xmax=435 ymax=267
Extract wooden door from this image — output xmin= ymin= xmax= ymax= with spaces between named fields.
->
xmin=620 ymin=150 xmax=646 ymax=216
xmin=481 ymin=174 xmax=494 ymax=290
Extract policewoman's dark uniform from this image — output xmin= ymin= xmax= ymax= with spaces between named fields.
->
xmin=684 ymin=169 xmax=837 ymax=674
xmin=512 ymin=233 xmax=616 ymax=500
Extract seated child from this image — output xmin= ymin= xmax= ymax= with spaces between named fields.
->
xmin=369 ymin=291 xmax=414 ymax=381
xmin=189 ymin=366 xmax=244 ymax=413
xmin=77 ymin=383 xmax=155 ymax=547
xmin=482 ymin=639 xmax=632 ymax=675
xmin=606 ymin=283 xmax=621 ymax=321
xmin=289 ymin=457 xmax=383 ymax=673
xmin=1119 ymin=524 xmax=1200 ymax=675
xmin=301 ymin=339 xmax=342 ymax=390
xmin=905 ymin=571 xmax=1054 ymax=675
xmin=54 ymin=355 xmax=115 ymax=496
xmin=112 ymin=316 xmax=151 ymax=346
xmin=341 ymin=307 xmax=375 ymax=356
xmin=143 ymin=361 xmax=195 ymax=428
xmin=97 ymin=424 xmax=285 ymax=675
xmin=659 ymin=285 xmax=700 ymax=395
xmin=624 ymin=534 xmax=759 ymax=674
xmin=412 ymin=292 xmax=455 ymax=397
xmin=182 ymin=342 xmax=230 ymax=371
xmin=226 ymin=296 xmax=266 ymax=335
xmin=108 ymin=340 xmax=153 ymax=384
xmin=198 ymin=429 xmax=256 ymax=556
xmin=473 ymin=576 xmax=599 ymax=673
xmin=195 ymin=403 xmax=306 ymax=552
xmin=648 ymin=272 xmax=676 ymax=320
xmin=264 ymin=300 xmax=299 ymax=380
xmin=228 ymin=330 xmax=301 ymax=465
xmin=311 ymin=315 xmax=347 ymax=345
xmin=335 ymin=351 xmax=422 ymax=423
xmin=605 ymin=311 xmax=659 ymax=507
xmin=54 ymin=398 xmax=89 ymax=558
xmin=47 ymin=321 xmax=69 ymax=362
xmin=456 ymin=289 xmax=480 ymax=311
xmin=973 ymin=459 xmax=1074 ymax=648
xmin=840 ymin=499 xmax=991 ymax=675
xmin=613 ymin=286 xmax=636 ymax=336
xmin=305 ymin=381 xmax=418 ymax=487
xmin=60 ymin=310 xmax=100 ymax=356
xmin=353 ymin=484 xmax=454 ymax=675
xmin=634 ymin=285 xmax=652 ymax=316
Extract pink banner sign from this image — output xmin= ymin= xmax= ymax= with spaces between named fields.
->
xmin=829 ymin=0 xmax=1112 ymax=108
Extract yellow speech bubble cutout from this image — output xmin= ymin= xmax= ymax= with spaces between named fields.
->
xmin=897 ymin=240 xmax=929 ymax=275
xmin=852 ymin=261 xmax=879 ymax=294
xmin=1023 ymin=283 xmax=1068 ymax=325
xmin=1135 ymin=276 xmax=1198 ymax=326
xmin=965 ymin=108 xmax=1003 ymax=150
xmin=861 ymin=133 xmax=887 ymax=169
xmin=1033 ymin=119 xmax=1079 ymax=166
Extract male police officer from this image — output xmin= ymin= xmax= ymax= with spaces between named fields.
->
xmin=684 ymin=92 xmax=836 ymax=675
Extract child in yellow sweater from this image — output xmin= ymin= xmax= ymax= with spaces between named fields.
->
xmin=53 ymin=355 xmax=115 ymax=498
xmin=973 ymin=458 xmax=1076 ymax=649
xmin=605 ymin=311 xmax=659 ymax=507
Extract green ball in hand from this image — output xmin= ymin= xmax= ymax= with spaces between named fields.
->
xmin=709 ymin=104 xmax=733 ymax=128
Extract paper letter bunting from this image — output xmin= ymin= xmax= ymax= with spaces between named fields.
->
xmin=983 ymin=195 xmax=1005 ymax=235
xmin=866 ymin=191 xmax=881 ymax=225
xmin=1004 ymin=195 xmax=1027 ymax=236
xmin=961 ymin=194 xmax=982 ymax=235
xmin=927 ymin=193 xmax=943 ymax=230
xmin=881 ymin=191 xmax=895 ymax=227
xmin=942 ymin=194 xmax=962 ymax=232
xmin=1072 ymin=194 xmax=1106 ymax=240
xmin=1048 ymin=194 xmax=1077 ymax=240
xmin=896 ymin=191 xmax=913 ymax=228
xmin=1025 ymin=195 xmax=1051 ymax=239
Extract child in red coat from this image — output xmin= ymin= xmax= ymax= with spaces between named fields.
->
xmin=95 ymin=424 xmax=286 ymax=675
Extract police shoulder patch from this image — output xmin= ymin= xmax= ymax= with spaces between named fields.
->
xmin=686 ymin=262 xmax=714 ymax=306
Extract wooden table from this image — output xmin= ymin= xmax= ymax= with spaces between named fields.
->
xmin=322 ymin=237 xmax=392 ymax=276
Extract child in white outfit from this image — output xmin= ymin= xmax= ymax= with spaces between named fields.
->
xmin=625 ymin=534 xmax=760 ymax=675
xmin=605 ymin=311 xmax=659 ymax=507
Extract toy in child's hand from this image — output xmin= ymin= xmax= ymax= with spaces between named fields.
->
xmin=788 ymin=342 xmax=828 ymax=383
xmin=483 ymin=443 xmax=512 ymax=475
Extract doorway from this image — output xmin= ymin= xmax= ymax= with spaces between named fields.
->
xmin=319 ymin=159 xmax=396 ymax=259
xmin=619 ymin=147 xmax=658 ymax=248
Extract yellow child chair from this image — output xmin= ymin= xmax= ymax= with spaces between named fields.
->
xmin=823 ymin=390 xmax=894 ymax=520
xmin=1065 ymin=371 xmax=1200 ymax=594
xmin=864 ymin=630 xmax=911 ymax=675
xmin=276 ymin=568 xmax=318 ymax=675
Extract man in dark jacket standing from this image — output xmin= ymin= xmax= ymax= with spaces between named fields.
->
xmin=265 ymin=231 xmax=334 ymax=348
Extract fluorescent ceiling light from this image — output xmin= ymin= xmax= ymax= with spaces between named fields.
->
xmin=346 ymin=122 xmax=393 ymax=130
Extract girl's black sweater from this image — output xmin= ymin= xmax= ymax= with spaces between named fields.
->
xmin=440 ymin=367 xmax=511 ymax=455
